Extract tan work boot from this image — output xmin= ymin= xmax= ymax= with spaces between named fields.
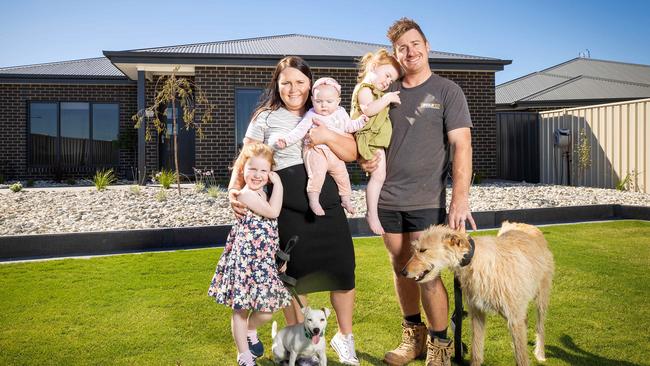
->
xmin=383 ymin=321 xmax=427 ymax=365
xmin=425 ymin=336 xmax=454 ymax=366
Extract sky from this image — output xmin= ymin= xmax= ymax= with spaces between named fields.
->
xmin=1 ymin=0 xmax=649 ymax=85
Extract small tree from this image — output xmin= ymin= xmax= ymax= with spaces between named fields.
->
xmin=576 ymin=128 xmax=592 ymax=185
xmin=132 ymin=66 xmax=215 ymax=195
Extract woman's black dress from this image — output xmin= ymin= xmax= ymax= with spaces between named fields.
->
xmin=275 ymin=164 xmax=355 ymax=294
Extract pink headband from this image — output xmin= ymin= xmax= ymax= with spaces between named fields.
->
xmin=312 ymin=77 xmax=341 ymax=95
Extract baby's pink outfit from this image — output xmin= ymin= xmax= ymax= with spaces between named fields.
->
xmin=278 ymin=107 xmax=366 ymax=195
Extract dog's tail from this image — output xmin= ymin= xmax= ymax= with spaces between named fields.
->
xmin=498 ymin=221 xmax=543 ymax=238
xmin=271 ymin=321 xmax=278 ymax=340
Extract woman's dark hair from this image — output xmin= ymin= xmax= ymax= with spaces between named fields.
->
xmin=251 ymin=56 xmax=313 ymax=120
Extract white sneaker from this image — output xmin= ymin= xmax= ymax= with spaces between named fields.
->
xmin=330 ymin=332 xmax=360 ymax=366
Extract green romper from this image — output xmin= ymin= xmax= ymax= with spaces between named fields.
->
xmin=350 ymin=82 xmax=393 ymax=160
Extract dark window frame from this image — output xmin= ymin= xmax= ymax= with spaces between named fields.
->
xmin=27 ymin=101 xmax=121 ymax=169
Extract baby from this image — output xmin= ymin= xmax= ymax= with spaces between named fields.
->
xmin=273 ymin=77 xmax=367 ymax=216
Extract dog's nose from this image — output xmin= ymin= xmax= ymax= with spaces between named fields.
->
xmin=400 ymin=267 xmax=409 ymax=277
xmin=313 ymin=328 xmax=320 ymax=335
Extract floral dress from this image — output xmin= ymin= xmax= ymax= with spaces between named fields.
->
xmin=208 ymin=210 xmax=292 ymax=312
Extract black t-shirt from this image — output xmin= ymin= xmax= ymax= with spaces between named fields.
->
xmin=380 ymin=73 xmax=472 ymax=210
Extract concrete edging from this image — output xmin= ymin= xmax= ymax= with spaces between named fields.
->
xmin=1 ymin=205 xmax=648 ymax=261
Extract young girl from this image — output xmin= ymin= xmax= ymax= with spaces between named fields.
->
xmin=350 ymin=49 xmax=402 ymax=235
xmin=208 ymin=142 xmax=292 ymax=366
xmin=272 ymin=77 xmax=368 ymax=216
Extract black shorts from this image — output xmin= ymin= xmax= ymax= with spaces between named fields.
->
xmin=378 ymin=208 xmax=447 ymax=234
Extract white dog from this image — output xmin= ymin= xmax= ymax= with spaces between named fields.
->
xmin=271 ymin=307 xmax=330 ymax=366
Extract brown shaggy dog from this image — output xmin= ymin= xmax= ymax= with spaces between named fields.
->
xmin=402 ymin=222 xmax=554 ymax=366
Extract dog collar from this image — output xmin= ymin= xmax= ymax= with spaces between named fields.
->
xmin=459 ymin=236 xmax=475 ymax=267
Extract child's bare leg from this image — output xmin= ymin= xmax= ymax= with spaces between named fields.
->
xmin=304 ymin=149 xmax=327 ymax=216
xmin=326 ymin=150 xmax=355 ymax=215
xmin=366 ymin=149 xmax=386 ymax=235
xmin=246 ymin=310 xmax=272 ymax=354
xmin=307 ymin=191 xmax=325 ymax=216
xmin=232 ymin=309 xmax=250 ymax=353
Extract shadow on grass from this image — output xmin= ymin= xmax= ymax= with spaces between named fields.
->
xmin=357 ymin=351 xmax=386 ymax=365
xmin=256 ymin=352 xmax=386 ymax=365
xmin=546 ymin=334 xmax=643 ymax=366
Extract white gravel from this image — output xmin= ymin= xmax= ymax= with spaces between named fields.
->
xmin=1 ymin=181 xmax=649 ymax=236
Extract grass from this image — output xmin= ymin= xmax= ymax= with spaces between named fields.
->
xmin=1 ymin=221 xmax=649 ymax=365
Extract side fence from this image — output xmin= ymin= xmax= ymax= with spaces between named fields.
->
xmin=539 ymin=98 xmax=650 ymax=193
xmin=496 ymin=112 xmax=540 ymax=183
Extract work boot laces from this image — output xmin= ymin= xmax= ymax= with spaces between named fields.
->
xmin=426 ymin=339 xmax=453 ymax=365
xmin=396 ymin=326 xmax=418 ymax=353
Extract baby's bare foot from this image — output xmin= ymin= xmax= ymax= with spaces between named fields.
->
xmin=307 ymin=192 xmax=325 ymax=216
xmin=341 ymin=196 xmax=355 ymax=215
xmin=366 ymin=213 xmax=384 ymax=235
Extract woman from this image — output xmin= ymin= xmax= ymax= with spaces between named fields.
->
xmin=228 ymin=56 xmax=360 ymax=366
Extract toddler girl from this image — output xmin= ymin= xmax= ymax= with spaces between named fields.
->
xmin=208 ymin=142 xmax=292 ymax=366
xmin=272 ymin=77 xmax=367 ymax=216
xmin=350 ymin=49 xmax=402 ymax=235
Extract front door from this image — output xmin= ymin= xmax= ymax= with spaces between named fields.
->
xmin=159 ymin=103 xmax=195 ymax=178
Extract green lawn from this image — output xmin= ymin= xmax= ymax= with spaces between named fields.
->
xmin=1 ymin=221 xmax=649 ymax=365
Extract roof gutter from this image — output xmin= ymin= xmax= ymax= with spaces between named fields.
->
xmin=103 ymin=51 xmax=512 ymax=72
xmin=0 ymin=73 xmax=134 ymax=85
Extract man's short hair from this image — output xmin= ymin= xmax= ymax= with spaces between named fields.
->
xmin=386 ymin=17 xmax=428 ymax=46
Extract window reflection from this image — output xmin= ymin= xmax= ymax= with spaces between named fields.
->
xmin=92 ymin=104 xmax=119 ymax=166
xmin=28 ymin=102 xmax=120 ymax=168
xmin=61 ymin=102 xmax=90 ymax=166
xmin=29 ymin=103 xmax=58 ymax=165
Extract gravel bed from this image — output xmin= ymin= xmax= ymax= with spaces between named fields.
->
xmin=1 ymin=182 xmax=649 ymax=236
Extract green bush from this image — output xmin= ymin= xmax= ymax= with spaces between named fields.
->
xmin=155 ymin=169 xmax=176 ymax=189
xmin=25 ymin=179 xmax=35 ymax=187
xmin=155 ymin=189 xmax=167 ymax=202
xmin=9 ymin=182 xmax=23 ymax=192
xmin=129 ymin=185 xmax=142 ymax=195
xmin=207 ymin=186 xmax=221 ymax=198
xmin=194 ymin=182 xmax=205 ymax=193
xmin=93 ymin=169 xmax=116 ymax=191
xmin=65 ymin=178 xmax=76 ymax=185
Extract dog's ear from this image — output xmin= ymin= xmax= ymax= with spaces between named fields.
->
xmin=303 ymin=306 xmax=311 ymax=315
xmin=321 ymin=307 xmax=331 ymax=318
xmin=444 ymin=232 xmax=467 ymax=247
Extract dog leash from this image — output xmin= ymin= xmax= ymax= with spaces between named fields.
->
xmin=452 ymin=234 xmax=475 ymax=362
xmin=452 ymin=276 xmax=466 ymax=362
xmin=276 ymin=236 xmax=305 ymax=309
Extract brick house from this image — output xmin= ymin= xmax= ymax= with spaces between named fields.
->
xmin=0 ymin=34 xmax=510 ymax=182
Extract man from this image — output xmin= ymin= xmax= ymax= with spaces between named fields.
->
xmin=362 ymin=18 xmax=477 ymax=366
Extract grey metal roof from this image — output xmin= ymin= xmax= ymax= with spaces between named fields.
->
xmin=497 ymin=73 xmax=571 ymax=104
xmin=548 ymin=58 xmax=650 ymax=84
xmin=1 ymin=34 xmax=508 ymax=82
xmin=0 ymin=57 xmax=125 ymax=77
xmin=524 ymin=76 xmax=650 ymax=102
xmin=128 ymin=34 xmax=499 ymax=61
xmin=496 ymin=58 xmax=650 ymax=105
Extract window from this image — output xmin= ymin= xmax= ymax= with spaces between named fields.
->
xmin=61 ymin=102 xmax=90 ymax=166
xmin=29 ymin=102 xmax=120 ymax=168
xmin=29 ymin=103 xmax=58 ymax=165
xmin=92 ymin=104 xmax=120 ymax=165
xmin=235 ymin=88 xmax=263 ymax=148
